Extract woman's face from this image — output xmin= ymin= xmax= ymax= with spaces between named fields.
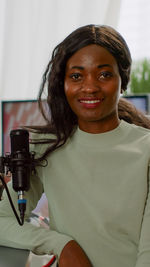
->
xmin=64 ymin=44 xmax=121 ymax=133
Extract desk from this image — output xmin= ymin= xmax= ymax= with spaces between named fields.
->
xmin=0 ymin=246 xmax=29 ymax=267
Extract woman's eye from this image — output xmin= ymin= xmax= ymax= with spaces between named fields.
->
xmin=70 ymin=73 xmax=81 ymax=80
xmin=99 ymin=72 xmax=112 ymax=79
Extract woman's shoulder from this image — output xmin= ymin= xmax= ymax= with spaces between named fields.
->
xmin=29 ymin=132 xmax=56 ymax=158
xmin=30 ymin=132 xmax=55 ymax=140
xmin=123 ymin=119 xmax=150 ymax=140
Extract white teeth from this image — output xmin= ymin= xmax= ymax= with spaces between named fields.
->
xmin=80 ymin=100 xmax=101 ymax=104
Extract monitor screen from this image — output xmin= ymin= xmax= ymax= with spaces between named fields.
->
xmin=122 ymin=95 xmax=149 ymax=114
xmin=1 ymin=100 xmax=46 ymax=155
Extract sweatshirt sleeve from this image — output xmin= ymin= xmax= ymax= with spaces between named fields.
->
xmin=0 ymin=159 xmax=72 ymax=258
xmin=135 ymin=164 xmax=150 ymax=266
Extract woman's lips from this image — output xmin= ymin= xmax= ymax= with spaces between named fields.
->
xmin=79 ymin=98 xmax=104 ymax=108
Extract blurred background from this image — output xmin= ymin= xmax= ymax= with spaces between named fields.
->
xmin=0 ymin=0 xmax=150 ymax=100
xmin=0 ymin=0 xmax=150 ymax=266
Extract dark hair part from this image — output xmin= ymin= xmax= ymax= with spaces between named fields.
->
xmin=30 ymin=24 xmax=132 ymax=160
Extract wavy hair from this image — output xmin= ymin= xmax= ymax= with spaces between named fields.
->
xmin=118 ymin=98 xmax=150 ymax=129
xmin=29 ymin=24 xmax=132 ymax=160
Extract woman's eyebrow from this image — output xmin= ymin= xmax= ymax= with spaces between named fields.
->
xmin=70 ymin=66 xmax=84 ymax=70
xmin=68 ymin=64 xmax=112 ymax=70
xmin=70 ymin=64 xmax=112 ymax=69
xmin=97 ymin=64 xmax=112 ymax=69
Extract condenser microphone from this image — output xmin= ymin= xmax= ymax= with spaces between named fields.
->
xmin=10 ymin=129 xmax=31 ymax=223
xmin=10 ymin=129 xmax=30 ymax=192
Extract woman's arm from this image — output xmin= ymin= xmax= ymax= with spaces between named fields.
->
xmin=0 ymin=172 xmax=72 ymax=257
xmin=59 ymin=240 xmax=92 ymax=267
xmin=135 ymin=165 xmax=150 ymax=266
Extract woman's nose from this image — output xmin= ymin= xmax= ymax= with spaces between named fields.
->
xmin=81 ymin=76 xmax=100 ymax=93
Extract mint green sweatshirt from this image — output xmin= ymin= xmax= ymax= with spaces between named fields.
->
xmin=0 ymin=120 xmax=150 ymax=267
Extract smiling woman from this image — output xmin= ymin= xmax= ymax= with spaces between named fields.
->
xmin=1 ymin=24 xmax=150 ymax=267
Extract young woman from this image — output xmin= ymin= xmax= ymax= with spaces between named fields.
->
xmin=0 ymin=24 xmax=150 ymax=267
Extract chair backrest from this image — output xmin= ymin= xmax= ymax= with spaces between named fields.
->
xmin=0 ymin=246 xmax=29 ymax=267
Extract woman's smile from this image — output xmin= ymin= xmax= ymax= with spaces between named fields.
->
xmin=79 ymin=97 xmax=104 ymax=108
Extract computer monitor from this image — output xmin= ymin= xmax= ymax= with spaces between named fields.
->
xmin=122 ymin=94 xmax=150 ymax=114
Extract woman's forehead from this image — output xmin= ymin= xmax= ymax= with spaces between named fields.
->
xmin=66 ymin=44 xmax=118 ymax=70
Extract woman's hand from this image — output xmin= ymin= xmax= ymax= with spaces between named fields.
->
xmin=58 ymin=240 xmax=92 ymax=267
xmin=4 ymin=171 xmax=12 ymax=183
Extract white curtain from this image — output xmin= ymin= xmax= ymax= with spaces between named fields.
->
xmin=118 ymin=0 xmax=150 ymax=61
xmin=0 ymin=0 xmax=121 ymax=101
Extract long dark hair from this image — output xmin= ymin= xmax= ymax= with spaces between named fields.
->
xmin=29 ymin=24 xmax=132 ymax=161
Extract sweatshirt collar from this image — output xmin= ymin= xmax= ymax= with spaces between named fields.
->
xmin=73 ymin=120 xmax=129 ymax=147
